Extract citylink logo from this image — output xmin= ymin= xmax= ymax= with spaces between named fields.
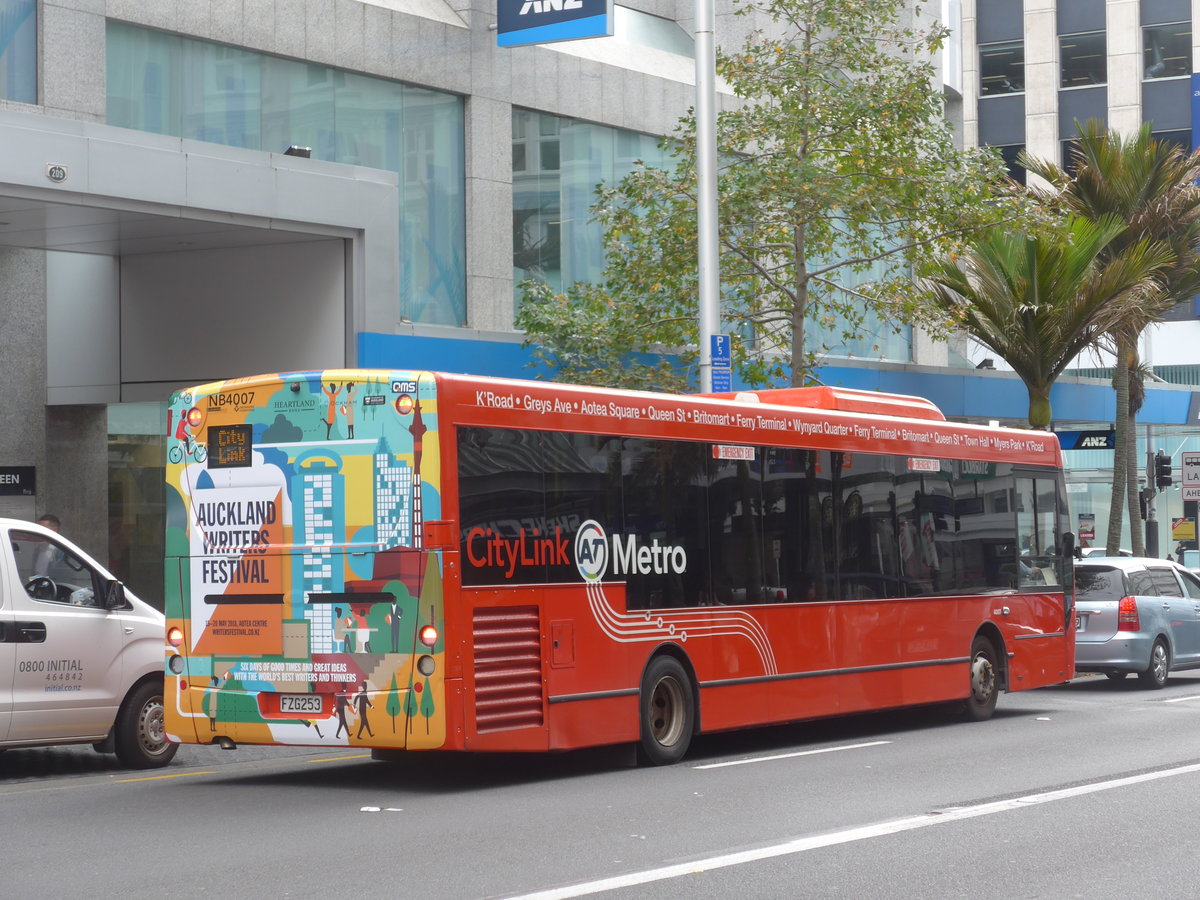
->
xmin=519 ymin=0 xmax=582 ymax=13
xmin=574 ymin=519 xmax=688 ymax=583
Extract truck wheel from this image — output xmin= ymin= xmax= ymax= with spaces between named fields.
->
xmin=114 ymin=681 xmax=179 ymax=769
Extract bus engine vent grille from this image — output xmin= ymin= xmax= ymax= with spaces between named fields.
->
xmin=472 ymin=606 xmax=544 ymax=732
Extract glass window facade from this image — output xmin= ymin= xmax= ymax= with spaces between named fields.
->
xmin=1144 ymin=23 xmax=1191 ymax=79
xmin=1060 ymin=32 xmax=1106 ymax=88
xmin=512 ymin=109 xmax=670 ymax=312
xmin=106 ymin=23 xmax=466 ymax=327
xmin=993 ymin=144 xmax=1027 ymax=185
xmin=614 ymin=7 xmax=693 ymax=57
xmin=980 ymin=41 xmax=1024 ymax=96
xmin=0 ymin=0 xmax=36 ymax=104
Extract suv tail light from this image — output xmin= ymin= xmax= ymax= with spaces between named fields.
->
xmin=1117 ymin=596 xmax=1140 ymax=631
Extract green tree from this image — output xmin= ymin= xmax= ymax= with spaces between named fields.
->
xmin=1024 ymin=123 xmax=1200 ymax=554
xmin=385 ymin=673 xmax=402 ymax=733
xmin=420 ymin=679 xmax=435 ymax=734
xmin=922 ymin=214 xmax=1171 ymax=429
xmin=516 ymin=0 xmax=1023 ymax=389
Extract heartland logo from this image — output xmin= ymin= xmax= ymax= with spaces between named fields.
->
xmin=519 ymin=0 xmax=581 ymax=11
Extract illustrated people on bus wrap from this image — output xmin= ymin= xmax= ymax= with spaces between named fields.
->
xmin=340 ymin=384 xmax=355 ymax=438
xmin=334 ymin=683 xmax=352 ymax=739
xmin=203 ymin=675 xmax=225 ymax=732
xmin=332 ymin=606 xmax=350 ymax=652
xmin=350 ymin=607 xmax=371 ymax=653
xmin=322 ymin=382 xmax=342 ymax=440
xmin=354 ymin=681 xmax=374 ymax=738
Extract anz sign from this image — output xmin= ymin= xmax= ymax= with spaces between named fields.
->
xmin=1055 ymin=429 xmax=1116 ymax=451
xmin=496 ymin=0 xmax=613 ymax=47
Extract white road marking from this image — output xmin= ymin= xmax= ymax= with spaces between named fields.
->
xmin=1163 ymin=694 xmax=1200 ymax=704
xmin=502 ymin=762 xmax=1200 ymax=900
xmin=692 ymin=740 xmax=892 ymax=769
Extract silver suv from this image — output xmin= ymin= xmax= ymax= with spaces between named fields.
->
xmin=1074 ymin=557 xmax=1200 ymax=689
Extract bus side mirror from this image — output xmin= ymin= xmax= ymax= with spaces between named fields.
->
xmin=103 ymin=580 xmax=127 ymax=610
xmin=1061 ymin=531 xmax=1078 ymax=560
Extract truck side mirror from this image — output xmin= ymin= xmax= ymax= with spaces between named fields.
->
xmin=103 ymin=580 xmax=127 ymax=610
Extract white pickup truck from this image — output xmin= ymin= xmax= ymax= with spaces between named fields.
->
xmin=0 ymin=518 xmax=176 ymax=768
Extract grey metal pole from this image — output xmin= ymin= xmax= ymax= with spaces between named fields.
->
xmin=695 ymin=0 xmax=719 ymax=393
xmin=1146 ymin=429 xmax=1159 ymax=558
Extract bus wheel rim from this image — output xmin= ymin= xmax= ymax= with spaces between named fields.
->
xmin=651 ymin=677 xmax=685 ymax=746
xmin=971 ymin=654 xmax=995 ymax=703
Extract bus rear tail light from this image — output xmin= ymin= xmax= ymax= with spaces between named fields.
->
xmin=419 ymin=625 xmax=438 ymax=647
xmin=1117 ymin=597 xmax=1140 ymax=631
xmin=167 ymin=626 xmax=185 ymax=647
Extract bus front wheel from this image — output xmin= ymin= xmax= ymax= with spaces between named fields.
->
xmin=637 ymin=656 xmax=694 ymax=765
xmin=963 ymin=635 xmax=999 ymax=722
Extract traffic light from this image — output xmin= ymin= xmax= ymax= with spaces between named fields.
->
xmin=1155 ymin=450 xmax=1173 ymax=489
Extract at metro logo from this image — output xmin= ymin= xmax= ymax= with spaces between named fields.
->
xmin=572 ymin=519 xmax=688 ymax=582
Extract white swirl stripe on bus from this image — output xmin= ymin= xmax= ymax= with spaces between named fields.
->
xmin=586 ymin=582 xmax=778 ymax=675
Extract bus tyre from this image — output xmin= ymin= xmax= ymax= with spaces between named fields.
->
xmin=1138 ymin=639 xmax=1169 ymax=689
xmin=114 ymin=681 xmax=179 ymax=769
xmin=963 ymin=636 xmax=999 ymax=722
xmin=637 ymin=656 xmax=694 ymax=766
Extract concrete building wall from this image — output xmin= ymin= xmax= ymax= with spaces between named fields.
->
xmin=119 ymin=240 xmax=347 ymax=398
xmin=0 ymin=248 xmax=47 ymax=521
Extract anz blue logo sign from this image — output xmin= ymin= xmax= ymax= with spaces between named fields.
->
xmin=496 ymin=0 xmax=613 ymax=48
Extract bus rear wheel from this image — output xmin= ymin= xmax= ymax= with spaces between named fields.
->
xmin=637 ymin=656 xmax=694 ymax=765
xmin=963 ymin=635 xmax=999 ymax=722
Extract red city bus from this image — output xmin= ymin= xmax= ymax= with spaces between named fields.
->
xmin=164 ymin=370 xmax=1074 ymax=764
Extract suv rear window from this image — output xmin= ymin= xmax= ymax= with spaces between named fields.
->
xmin=1075 ymin=566 xmax=1125 ymax=602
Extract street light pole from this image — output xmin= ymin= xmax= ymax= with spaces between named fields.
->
xmin=695 ymin=0 xmax=719 ymax=392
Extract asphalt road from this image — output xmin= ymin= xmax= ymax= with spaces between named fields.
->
xmin=4 ymin=672 xmax=1199 ymax=899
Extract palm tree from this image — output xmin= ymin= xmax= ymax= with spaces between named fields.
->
xmin=1024 ymin=123 xmax=1200 ymax=554
xmin=923 ymin=214 xmax=1171 ymax=429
